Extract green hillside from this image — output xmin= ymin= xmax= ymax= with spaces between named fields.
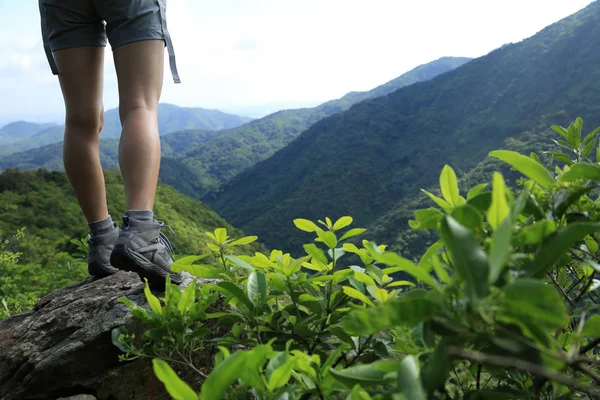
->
xmin=0 ymin=129 xmax=221 ymax=172
xmin=168 ymin=57 xmax=471 ymax=196
xmin=0 ymin=168 xmax=257 ymax=265
xmin=208 ymin=1 xmax=600 ymax=254
xmin=0 ymin=58 xmax=470 ymax=197
xmin=0 ymin=122 xmax=57 ymax=154
xmin=0 ymin=104 xmax=252 ymax=155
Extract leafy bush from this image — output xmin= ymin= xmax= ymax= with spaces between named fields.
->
xmin=118 ymin=118 xmax=600 ymax=399
xmin=0 ymin=229 xmax=89 ymax=320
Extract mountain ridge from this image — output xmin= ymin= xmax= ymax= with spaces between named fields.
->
xmin=0 ymin=104 xmax=252 ymax=155
xmin=207 ymin=0 xmax=600 ymax=253
xmin=0 ymin=57 xmax=471 ymax=198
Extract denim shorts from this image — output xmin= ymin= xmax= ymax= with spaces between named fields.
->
xmin=39 ymin=0 xmax=180 ymax=83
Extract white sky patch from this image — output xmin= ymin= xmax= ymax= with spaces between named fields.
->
xmin=0 ymin=0 xmax=595 ymax=123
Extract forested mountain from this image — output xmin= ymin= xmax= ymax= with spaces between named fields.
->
xmin=0 ymin=122 xmax=59 ymax=154
xmin=0 ymin=57 xmax=471 ymax=197
xmin=165 ymin=57 xmax=471 ymax=196
xmin=0 ymin=168 xmax=257 ymax=265
xmin=0 ymin=104 xmax=251 ymax=155
xmin=209 ymin=1 xmax=600 ymax=253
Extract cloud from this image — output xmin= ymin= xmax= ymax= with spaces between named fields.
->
xmin=0 ymin=0 xmax=595 ymax=121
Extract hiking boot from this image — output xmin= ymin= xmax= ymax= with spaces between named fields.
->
xmin=88 ymin=222 xmax=120 ymax=277
xmin=110 ymin=216 xmax=182 ymax=286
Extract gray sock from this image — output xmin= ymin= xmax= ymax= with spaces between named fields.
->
xmin=89 ymin=215 xmax=115 ymax=236
xmin=125 ymin=210 xmax=154 ymax=221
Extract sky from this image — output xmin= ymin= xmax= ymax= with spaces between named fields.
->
xmin=0 ymin=0 xmax=595 ymax=124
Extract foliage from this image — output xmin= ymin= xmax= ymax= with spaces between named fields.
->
xmin=0 ymin=228 xmax=88 ymax=320
xmin=0 ymin=168 xmax=261 ymax=318
xmin=208 ymin=1 xmax=600 ymax=255
xmin=119 ymin=118 xmax=600 ymax=399
xmin=0 ymin=168 xmax=260 ymax=264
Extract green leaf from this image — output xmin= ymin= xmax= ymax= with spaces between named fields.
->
xmin=450 ymin=204 xmax=482 ymax=230
xmin=440 ymin=165 xmax=461 ymax=206
xmin=530 ymin=152 xmax=542 ymax=164
xmin=421 ymin=340 xmax=450 ymax=395
xmin=214 ymin=228 xmax=228 ymax=244
xmin=247 ymin=271 xmax=267 ymax=308
xmin=226 ymin=255 xmax=255 ymax=271
xmin=546 ymin=151 xmax=573 ymax=165
xmin=267 ymin=352 xmax=296 ymax=391
xmin=217 ymin=282 xmax=254 ymax=311
xmin=528 ymin=222 xmax=600 ymax=277
xmin=333 ymin=216 xmax=353 ymax=231
xmin=583 ymin=125 xmax=600 ymax=144
xmin=349 ymin=384 xmax=373 ymax=400
xmin=467 ymin=183 xmax=488 ymax=200
xmin=418 ymin=241 xmax=444 ymax=269
xmin=582 ymin=137 xmax=597 ymax=158
xmin=153 ymin=359 xmax=197 ymax=400
xmin=175 ymin=264 xmax=224 ymax=278
xmin=171 ymin=255 xmax=210 ymax=270
xmin=421 ymin=189 xmax=452 ymax=213
xmin=316 ymin=229 xmax=338 ymax=248
xmin=490 ymin=150 xmax=554 ymax=189
xmin=228 ymin=236 xmax=258 ymax=246
xmin=514 ymin=219 xmax=556 ymax=246
xmin=354 ymin=271 xmax=376 ymax=286
xmin=342 ymin=290 xmax=439 ymax=335
xmin=339 ymin=228 xmax=367 ymax=241
xmin=342 ymin=286 xmax=375 ymax=307
xmin=559 ymin=163 xmax=600 ymax=182
xmin=370 ymin=250 xmax=437 ymax=288
xmin=412 ymin=208 xmax=444 ymax=230
xmin=487 ymin=172 xmax=509 ymax=230
xmin=581 ymin=314 xmax=600 ymax=337
xmin=178 ymin=281 xmax=196 ymax=313
xmin=294 ymin=218 xmax=319 ymax=232
xmin=304 ymin=243 xmax=329 ymax=264
xmin=498 ymin=279 xmax=569 ymax=332
xmin=330 ymin=360 xmax=398 ymax=388
xmin=551 ymin=125 xmax=568 ymax=139
xmin=585 ymin=236 xmax=599 ymax=254
xmin=489 ymin=216 xmax=512 ymax=284
xmin=144 ymin=279 xmax=162 ymax=315
xmin=440 ymin=216 xmax=489 ymax=300
xmin=397 ymin=356 xmax=426 ymax=400
xmin=567 ymin=121 xmax=581 ymax=150
xmin=200 ymin=351 xmax=248 ymax=400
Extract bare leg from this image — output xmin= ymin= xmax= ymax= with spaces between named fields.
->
xmin=113 ymin=40 xmax=164 ymax=211
xmin=54 ymin=46 xmax=108 ymax=223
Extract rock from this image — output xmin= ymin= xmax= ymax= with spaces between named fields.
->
xmin=0 ymin=271 xmax=212 ymax=400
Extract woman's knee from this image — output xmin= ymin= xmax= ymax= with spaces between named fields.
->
xmin=119 ymin=103 xmax=158 ymax=125
xmin=65 ymin=106 xmax=104 ymax=135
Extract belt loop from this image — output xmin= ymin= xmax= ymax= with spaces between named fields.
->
xmin=157 ymin=0 xmax=181 ymax=84
xmin=39 ymin=0 xmax=59 ymax=75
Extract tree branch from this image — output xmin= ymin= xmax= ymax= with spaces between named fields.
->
xmin=447 ymin=347 xmax=599 ymax=395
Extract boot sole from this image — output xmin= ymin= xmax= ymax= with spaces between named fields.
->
xmin=88 ymin=261 xmax=118 ymax=278
xmin=111 ymin=244 xmax=183 ymax=286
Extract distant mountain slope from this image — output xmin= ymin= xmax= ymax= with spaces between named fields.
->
xmin=0 ymin=168 xmax=259 ymax=265
xmin=0 ymin=122 xmax=57 ymax=153
xmin=0 ymin=129 xmax=220 ymax=172
xmin=0 ymin=104 xmax=252 ymax=155
xmin=208 ymin=1 xmax=600 ymax=253
xmin=1 ymin=58 xmax=471 ymax=197
xmin=166 ymin=56 xmax=471 ymax=196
